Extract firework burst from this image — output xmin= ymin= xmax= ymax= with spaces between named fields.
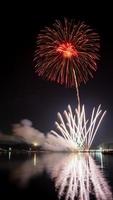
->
xmin=34 ymin=19 xmax=100 ymax=87
xmin=42 ymin=105 xmax=106 ymax=151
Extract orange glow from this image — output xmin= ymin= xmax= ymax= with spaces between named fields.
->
xmin=56 ymin=42 xmax=78 ymax=58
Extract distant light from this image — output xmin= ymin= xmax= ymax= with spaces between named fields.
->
xmin=33 ymin=142 xmax=38 ymax=147
xmin=99 ymin=147 xmax=102 ymax=152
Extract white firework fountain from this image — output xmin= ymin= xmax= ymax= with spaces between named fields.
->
xmin=43 ymin=105 xmax=106 ymax=151
xmin=43 ymin=70 xmax=106 ymax=152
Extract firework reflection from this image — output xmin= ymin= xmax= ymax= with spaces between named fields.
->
xmin=11 ymin=153 xmax=112 ymax=200
xmin=47 ymin=153 xmax=112 ymax=200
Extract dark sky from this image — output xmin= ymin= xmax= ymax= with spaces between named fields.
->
xmin=0 ymin=2 xmax=113 ymax=145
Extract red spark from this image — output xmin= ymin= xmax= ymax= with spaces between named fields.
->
xmin=56 ymin=42 xmax=78 ymax=58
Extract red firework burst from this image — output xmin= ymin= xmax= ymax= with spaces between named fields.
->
xmin=34 ymin=19 xmax=100 ymax=87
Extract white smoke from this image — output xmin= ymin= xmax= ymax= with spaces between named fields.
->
xmin=12 ymin=119 xmax=45 ymax=146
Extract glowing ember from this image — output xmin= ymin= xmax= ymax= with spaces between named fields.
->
xmin=56 ymin=42 xmax=78 ymax=58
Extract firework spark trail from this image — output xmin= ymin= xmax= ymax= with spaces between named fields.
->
xmin=73 ymin=68 xmax=80 ymax=110
xmin=34 ymin=19 xmax=100 ymax=88
xmin=42 ymin=105 xmax=106 ymax=151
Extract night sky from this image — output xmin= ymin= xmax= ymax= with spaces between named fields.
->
xmin=0 ymin=2 xmax=113 ymax=146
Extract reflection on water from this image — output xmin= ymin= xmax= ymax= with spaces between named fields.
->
xmin=100 ymin=152 xmax=103 ymax=169
xmin=8 ymin=152 xmax=112 ymax=200
xmin=10 ymin=154 xmax=44 ymax=186
xmin=95 ymin=152 xmax=104 ymax=169
xmin=8 ymin=151 xmax=11 ymax=160
xmin=49 ymin=154 xmax=112 ymax=200
xmin=33 ymin=153 xmax=37 ymax=166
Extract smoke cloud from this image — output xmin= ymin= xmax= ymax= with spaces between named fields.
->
xmin=12 ymin=119 xmax=45 ymax=146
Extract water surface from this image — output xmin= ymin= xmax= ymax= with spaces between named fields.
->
xmin=0 ymin=152 xmax=113 ymax=200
